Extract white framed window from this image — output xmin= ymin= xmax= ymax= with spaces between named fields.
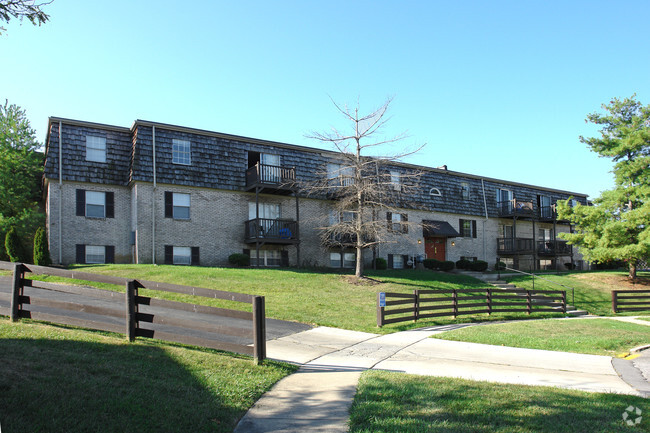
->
xmin=389 ymin=212 xmax=408 ymax=233
xmin=172 ymin=139 xmax=191 ymax=165
xmin=86 ymin=136 xmax=106 ymax=163
xmin=173 ymin=246 xmax=192 ymax=265
xmin=86 ymin=191 xmax=106 ymax=218
xmin=248 ymin=202 xmax=280 ymax=220
xmin=390 ymin=170 xmax=401 ymax=191
xmin=539 ymin=228 xmax=553 ymax=241
xmin=250 ymin=249 xmax=281 ymax=267
xmin=461 ymin=182 xmax=470 ymax=199
xmin=330 ymin=252 xmax=342 ymax=268
xmin=393 ymin=254 xmax=404 ymax=269
xmin=173 ymin=193 xmax=190 ymax=219
xmin=500 ymin=224 xmax=513 ymax=238
xmin=429 ymin=187 xmax=442 ymax=197
xmin=327 ymin=163 xmax=354 ymax=186
xmin=343 ymin=253 xmax=356 ymax=268
xmin=86 ymin=245 xmax=105 ymax=264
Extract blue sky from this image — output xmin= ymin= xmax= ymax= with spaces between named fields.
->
xmin=2 ymin=0 xmax=649 ymax=200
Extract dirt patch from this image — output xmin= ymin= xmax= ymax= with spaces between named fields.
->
xmin=342 ymin=275 xmax=384 ymax=286
xmin=571 ymin=273 xmax=650 ymax=289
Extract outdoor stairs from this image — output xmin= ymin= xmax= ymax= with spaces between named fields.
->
xmin=489 ymin=280 xmax=589 ymax=317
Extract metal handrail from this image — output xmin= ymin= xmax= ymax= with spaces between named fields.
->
xmin=497 ymin=265 xmax=575 ymax=307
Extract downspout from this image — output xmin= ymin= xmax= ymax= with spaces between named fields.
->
xmin=58 ymin=121 xmax=63 ymax=264
xmin=152 ymin=126 xmax=156 ymax=264
xmin=481 ymin=179 xmax=488 ymax=262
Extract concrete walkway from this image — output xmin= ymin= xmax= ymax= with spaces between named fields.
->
xmin=235 ymin=320 xmax=647 ymax=432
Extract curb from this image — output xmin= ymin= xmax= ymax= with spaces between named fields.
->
xmin=611 ymin=358 xmax=650 ymax=398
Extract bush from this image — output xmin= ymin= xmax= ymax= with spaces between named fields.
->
xmin=439 ymin=260 xmax=455 ymax=272
xmin=5 ymin=226 xmax=25 ymax=262
xmin=423 ymin=258 xmax=441 ymax=270
xmin=33 ymin=227 xmax=51 ymax=266
xmin=470 ymin=260 xmax=488 ymax=272
xmin=564 ymin=262 xmax=575 ymax=270
xmin=495 ymin=261 xmax=507 ymax=271
xmin=456 ymin=259 xmax=472 ymax=270
xmin=374 ymin=257 xmax=387 ymax=270
xmin=228 ymin=253 xmax=250 ymax=267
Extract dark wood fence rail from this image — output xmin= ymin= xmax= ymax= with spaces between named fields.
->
xmin=612 ymin=290 xmax=650 ymax=313
xmin=377 ymin=288 xmax=566 ymax=327
xmin=0 ymin=261 xmax=266 ymax=363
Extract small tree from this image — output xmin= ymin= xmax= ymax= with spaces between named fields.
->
xmin=305 ymin=97 xmax=424 ymax=278
xmin=33 ymin=226 xmax=51 ymax=265
xmin=557 ymin=95 xmax=650 ymax=280
xmin=5 ymin=226 xmax=23 ymax=262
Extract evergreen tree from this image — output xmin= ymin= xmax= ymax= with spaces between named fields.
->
xmin=557 ymin=95 xmax=650 ymax=280
xmin=5 ymin=226 xmax=24 ymax=262
xmin=33 ymin=226 xmax=51 ymax=265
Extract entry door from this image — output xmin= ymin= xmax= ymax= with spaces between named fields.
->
xmin=425 ymin=237 xmax=446 ymax=261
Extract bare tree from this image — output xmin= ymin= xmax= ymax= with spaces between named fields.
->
xmin=0 ymin=0 xmax=52 ymax=34
xmin=305 ymin=97 xmax=425 ymax=278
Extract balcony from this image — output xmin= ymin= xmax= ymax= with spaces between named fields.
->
xmin=245 ymin=163 xmax=296 ymax=194
xmin=245 ymin=218 xmax=299 ymax=244
xmin=538 ymin=205 xmax=556 ymax=221
xmin=497 ymin=199 xmax=535 ymax=218
xmin=537 ymin=240 xmax=572 ymax=256
xmin=497 ymin=237 xmax=535 ymax=254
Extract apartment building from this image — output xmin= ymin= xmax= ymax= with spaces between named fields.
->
xmin=43 ymin=117 xmax=589 ymax=271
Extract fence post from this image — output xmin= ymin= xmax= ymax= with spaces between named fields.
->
xmin=612 ymin=291 xmax=618 ymax=313
xmin=561 ymin=291 xmax=566 ymax=314
xmin=487 ymin=288 xmax=492 ymax=315
xmin=526 ymin=290 xmax=532 ymax=315
xmin=126 ymin=280 xmax=138 ymax=341
xmin=452 ymin=290 xmax=458 ymax=318
xmin=377 ymin=292 xmax=385 ymax=327
xmin=253 ymin=295 xmax=266 ymax=364
xmin=10 ymin=262 xmax=24 ymax=322
xmin=414 ymin=290 xmax=419 ymax=323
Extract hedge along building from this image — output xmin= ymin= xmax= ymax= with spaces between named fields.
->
xmin=43 ymin=117 xmax=589 ymax=271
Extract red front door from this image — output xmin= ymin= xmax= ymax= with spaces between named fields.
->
xmin=425 ymin=237 xmax=446 ymax=261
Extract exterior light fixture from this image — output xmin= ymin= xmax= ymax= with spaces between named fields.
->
xmin=451 ymin=241 xmax=456 ymax=246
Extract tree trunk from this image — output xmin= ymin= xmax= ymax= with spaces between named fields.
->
xmin=355 ymin=245 xmax=363 ymax=278
xmin=629 ymin=260 xmax=637 ymax=280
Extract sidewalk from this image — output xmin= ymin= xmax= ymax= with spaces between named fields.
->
xmin=235 ymin=322 xmax=645 ymax=432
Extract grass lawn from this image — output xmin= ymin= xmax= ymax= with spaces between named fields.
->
xmin=6 ymin=264 xmax=540 ymax=334
xmin=504 ymin=271 xmax=650 ymax=316
xmin=349 ymin=371 xmax=649 ymax=433
xmin=433 ymin=318 xmax=650 ymax=356
xmin=0 ymin=318 xmax=297 ymax=433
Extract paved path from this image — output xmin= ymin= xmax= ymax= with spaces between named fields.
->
xmin=235 ymin=321 xmax=647 ymax=433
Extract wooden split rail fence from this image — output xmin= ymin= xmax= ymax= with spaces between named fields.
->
xmin=0 ymin=261 xmax=266 ymax=363
xmin=612 ymin=290 xmax=650 ymax=313
xmin=377 ymin=287 xmax=566 ymax=326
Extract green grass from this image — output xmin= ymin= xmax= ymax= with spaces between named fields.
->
xmin=433 ymin=318 xmax=650 ymax=356
xmin=504 ymin=271 xmax=650 ymax=316
xmin=0 ymin=318 xmax=297 ymax=432
xmin=349 ymin=371 xmax=649 ymax=433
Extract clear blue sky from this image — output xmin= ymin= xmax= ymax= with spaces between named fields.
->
xmin=2 ymin=0 xmax=649 ymax=200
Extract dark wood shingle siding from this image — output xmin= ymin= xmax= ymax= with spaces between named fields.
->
xmin=44 ymin=122 xmax=132 ymax=185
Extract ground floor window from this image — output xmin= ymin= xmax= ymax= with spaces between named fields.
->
xmin=251 ymin=249 xmax=281 ymax=267
xmin=499 ymin=257 xmax=514 ymax=268
xmin=392 ymin=254 xmax=404 ymax=269
xmin=86 ymin=245 xmax=105 ymax=264
xmin=173 ymin=246 xmax=191 ymax=265
xmin=539 ymin=259 xmax=554 ymax=270
xmin=461 ymin=256 xmax=477 ymax=262
xmin=330 ymin=251 xmax=356 ymax=268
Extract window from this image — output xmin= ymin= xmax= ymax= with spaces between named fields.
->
xmin=429 ymin=187 xmax=442 ymax=197
xmin=460 ymin=182 xmax=470 ymax=200
xmin=327 ymin=163 xmax=354 ymax=187
xmin=249 ymin=202 xmax=280 ymax=220
xmin=250 ymin=249 xmax=281 ymax=267
xmin=172 ymin=139 xmax=191 ymax=165
xmin=392 ymin=254 xmax=404 ymax=269
xmin=86 ymin=136 xmax=106 ymax=163
xmin=173 ymin=246 xmax=191 ymax=265
xmin=390 ymin=170 xmax=401 ymax=191
xmin=86 ymin=191 xmax=106 ymax=218
xmin=496 ymin=189 xmax=513 ymax=213
xmin=330 ymin=252 xmax=356 ymax=268
xmin=329 ymin=210 xmax=354 ymax=225
xmin=330 ymin=252 xmax=342 ymax=268
xmin=538 ymin=228 xmax=553 ymax=241
xmin=387 ymin=212 xmax=408 ymax=233
xmin=538 ymin=195 xmax=552 ymax=218
xmin=461 ymin=256 xmax=477 ymax=262
xmin=500 ymin=224 xmax=513 ymax=238
xmin=569 ymin=199 xmax=579 ymax=208
xmin=173 ymin=193 xmax=190 ymax=219
xmin=459 ymin=219 xmax=477 ymax=238
xmin=86 ymin=245 xmax=106 ymax=264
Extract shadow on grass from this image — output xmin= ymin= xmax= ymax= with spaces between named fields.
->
xmin=0 ymin=336 xmax=252 ymax=433
xmin=350 ymin=372 xmax=649 ymax=433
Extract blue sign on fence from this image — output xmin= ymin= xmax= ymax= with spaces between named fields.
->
xmin=379 ymin=292 xmax=386 ymax=307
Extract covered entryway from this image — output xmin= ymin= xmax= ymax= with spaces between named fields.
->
xmin=422 ymin=220 xmax=460 ymax=261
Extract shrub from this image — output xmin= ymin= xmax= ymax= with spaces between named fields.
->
xmin=456 ymin=259 xmax=472 ymax=270
xmin=439 ymin=260 xmax=455 ymax=272
xmin=564 ymin=262 xmax=575 ymax=270
xmin=33 ymin=227 xmax=52 ymax=266
xmin=228 ymin=253 xmax=250 ymax=267
xmin=495 ymin=261 xmax=507 ymax=271
xmin=5 ymin=226 xmax=25 ymax=263
xmin=374 ymin=257 xmax=387 ymax=270
xmin=470 ymin=260 xmax=488 ymax=272
xmin=423 ymin=258 xmax=441 ymax=270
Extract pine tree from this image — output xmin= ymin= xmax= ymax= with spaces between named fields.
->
xmin=33 ymin=226 xmax=51 ymax=266
xmin=5 ymin=226 xmax=24 ymax=262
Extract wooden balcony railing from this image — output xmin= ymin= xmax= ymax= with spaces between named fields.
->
xmin=246 ymin=163 xmax=296 ymax=188
xmin=536 ymin=240 xmax=572 ymax=256
xmin=497 ymin=199 xmax=535 ymax=218
xmin=538 ymin=205 xmax=556 ymax=220
xmin=245 ymin=218 xmax=299 ymax=243
xmin=497 ymin=237 xmax=535 ymax=254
